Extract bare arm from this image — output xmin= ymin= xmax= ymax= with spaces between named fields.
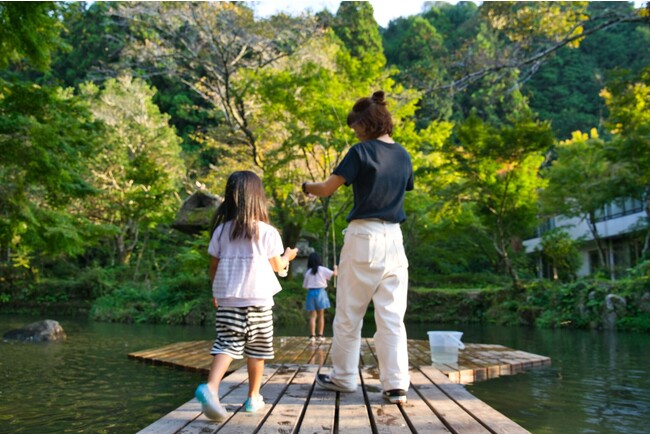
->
xmin=269 ymin=247 xmax=298 ymax=272
xmin=209 ymin=256 xmax=219 ymax=306
xmin=303 ymin=174 xmax=346 ymax=197
xmin=209 ymin=256 xmax=219 ymax=284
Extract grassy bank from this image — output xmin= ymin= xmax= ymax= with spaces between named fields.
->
xmin=3 ymin=263 xmax=648 ymax=332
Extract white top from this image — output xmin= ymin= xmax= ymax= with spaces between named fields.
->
xmin=302 ymin=266 xmax=335 ymax=290
xmin=208 ymin=220 xmax=284 ymax=307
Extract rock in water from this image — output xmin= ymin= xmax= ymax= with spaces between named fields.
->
xmin=3 ymin=319 xmax=67 ymax=342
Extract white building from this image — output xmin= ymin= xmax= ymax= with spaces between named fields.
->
xmin=524 ymin=198 xmax=647 ymax=279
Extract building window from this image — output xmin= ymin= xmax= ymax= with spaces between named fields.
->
xmin=535 ymin=217 xmax=556 ymax=237
xmin=589 ymin=250 xmax=601 ymax=274
xmin=594 ymin=198 xmax=644 ymax=223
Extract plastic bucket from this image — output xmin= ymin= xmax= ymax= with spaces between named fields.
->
xmin=427 ymin=331 xmax=465 ymax=364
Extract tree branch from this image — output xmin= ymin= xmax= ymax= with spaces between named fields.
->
xmin=436 ymin=10 xmax=649 ymax=92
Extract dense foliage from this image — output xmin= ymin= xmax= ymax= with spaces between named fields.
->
xmin=1 ymin=1 xmax=649 ymax=330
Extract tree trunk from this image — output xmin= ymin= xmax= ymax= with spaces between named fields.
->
xmin=115 ymin=220 xmax=140 ymax=265
xmin=642 ymin=186 xmax=650 ymax=259
xmin=586 ymin=211 xmax=611 ymax=277
xmin=494 ymin=222 xmax=520 ymax=288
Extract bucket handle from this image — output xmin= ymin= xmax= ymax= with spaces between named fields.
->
xmin=449 ymin=334 xmax=465 ymax=350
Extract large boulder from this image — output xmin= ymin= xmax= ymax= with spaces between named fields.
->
xmin=3 ymin=319 xmax=67 ymax=342
xmin=172 ymin=191 xmax=221 ymax=235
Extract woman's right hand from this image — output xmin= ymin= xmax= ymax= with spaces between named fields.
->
xmin=284 ymin=247 xmax=298 ymax=262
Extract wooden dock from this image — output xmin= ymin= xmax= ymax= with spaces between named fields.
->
xmin=132 ymin=337 xmax=549 ymax=433
xmin=128 ymin=337 xmax=550 ymax=385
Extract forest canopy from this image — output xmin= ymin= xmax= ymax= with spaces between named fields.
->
xmin=1 ymin=1 xmax=649 ymax=321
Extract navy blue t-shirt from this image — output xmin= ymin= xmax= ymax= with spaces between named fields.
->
xmin=333 ymin=139 xmax=414 ymax=223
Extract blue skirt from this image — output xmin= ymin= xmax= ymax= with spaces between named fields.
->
xmin=305 ymin=288 xmax=331 ymax=311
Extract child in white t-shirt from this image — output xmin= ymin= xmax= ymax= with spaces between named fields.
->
xmin=302 ymin=252 xmax=337 ymax=344
xmin=195 ymin=171 xmax=297 ymax=420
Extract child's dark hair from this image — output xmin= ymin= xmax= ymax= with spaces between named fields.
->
xmin=307 ymin=252 xmax=322 ymax=275
xmin=346 ymin=90 xmax=393 ymax=139
xmin=210 ymin=171 xmax=269 ymax=240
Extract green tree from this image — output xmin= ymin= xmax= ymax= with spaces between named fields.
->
xmin=0 ymin=1 xmax=64 ymax=71
xmin=0 ymin=81 xmax=103 ymax=289
xmin=332 ymin=1 xmax=384 ymax=60
xmin=447 ymin=112 xmax=554 ymax=286
xmin=49 ymin=2 xmax=215 ymax=180
xmin=456 ymin=23 xmax=529 ymax=125
xmin=246 ymin=30 xmax=382 ymax=259
xmin=450 ymin=1 xmax=646 ymax=91
xmin=526 ymin=1 xmax=650 ymax=139
xmin=80 ymin=76 xmax=185 ymax=265
xmin=383 ymin=1 xmax=648 ymax=127
xmin=383 ymin=2 xmax=531 ymax=125
xmin=117 ymin=1 xmax=317 ymax=171
xmin=539 ymin=228 xmax=581 ymax=281
xmin=50 ymin=1 xmax=127 ymax=86
xmin=539 ymin=130 xmax=622 ymax=275
xmin=382 ymin=16 xmax=449 ymax=124
xmin=247 ymin=27 xmax=454 ymax=266
xmin=602 ymin=67 xmax=650 ymax=256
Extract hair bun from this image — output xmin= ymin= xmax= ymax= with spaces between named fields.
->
xmin=371 ymin=90 xmax=386 ymax=105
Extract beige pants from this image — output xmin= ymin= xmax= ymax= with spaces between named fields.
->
xmin=330 ymin=219 xmax=410 ymax=391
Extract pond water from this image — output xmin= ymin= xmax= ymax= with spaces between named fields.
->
xmin=454 ymin=324 xmax=650 ymax=434
xmin=1 ymin=315 xmax=649 ymax=433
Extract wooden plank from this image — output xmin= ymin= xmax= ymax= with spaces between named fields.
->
xmin=299 ymin=367 xmax=337 ymax=433
xmin=129 ymin=341 xmax=205 ymax=361
xmin=409 ymin=368 xmax=489 ymax=434
xmin=293 ymin=340 xmax=325 ymax=364
xmin=407 ymin=339 xmax=433 ymax=367
xmin=179 ymin=365 xmax=279 ymax=434
xmin=338 ymin=368 xmax=372 ymax=433
xmin=409 ymin=340 xmax=473 ymax=384
xmin=157 ymin=342 xmax=214 ymax=372
xmin=418 ymin=366 xmax=531 ymax=434
xmin=438 ymin=384 xmax=530 ymax=434
xmin=471 ymin=351 xmax=509 ymax=379
xmin=417 ymin=366 xmax=454 ymax=385
xmin=398 ymin=370 xmax=452 ymax=433
xmin=128 ymin=340 xmax=201 ymax=356
xmin=360 ymin=338 xmax=378 ymax=367
xmin=140 ymin=366 xmax=251 ymax=434
xmin=257 ymin=365 xmax=318 ymax=434
xmin=134 ymin=338 xmax=549 ymax=434
xmin=136 ymin=399 xmax=202 ymax=434
xmin=308 ymin=342 xmax=331 ymax=366
xmin=130 ymin=337 xmax=551 ymax=385
xmin=273 ymin=336 xmax=311 ymax=364
xmin=360 ymin=366 xmax=411 ymax=433
xmin=129 ymin=340 xmax=247 ymax=374
xmin=218 ymin=364 xmax=299 ymax=434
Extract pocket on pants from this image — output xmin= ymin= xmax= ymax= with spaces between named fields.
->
xmin=345 ymin=231 xmax=376 ymax=264
xmin=393 ymin=239 xmax=409 ymax=268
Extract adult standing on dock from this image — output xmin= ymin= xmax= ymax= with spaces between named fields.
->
xmin=301 ymin=90 xmax=413 ymax=404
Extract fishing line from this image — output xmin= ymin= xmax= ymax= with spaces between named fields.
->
xmin=315 ymin=72 xmax=350 ymax=277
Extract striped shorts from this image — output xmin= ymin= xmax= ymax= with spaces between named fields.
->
xmin=210 ymin=306 xmax=274 ymax=360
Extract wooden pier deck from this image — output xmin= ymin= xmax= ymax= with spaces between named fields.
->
xmin=128 ymin=337 xmax=550 ymax=385
xmin=132 ymin=337 xmax=549 ymax=433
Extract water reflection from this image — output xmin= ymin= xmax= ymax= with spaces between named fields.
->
xmin=1 ymin=315 xmax=213 ymax=434
xmin=447 ymin=324 xmax=650 ymax=434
